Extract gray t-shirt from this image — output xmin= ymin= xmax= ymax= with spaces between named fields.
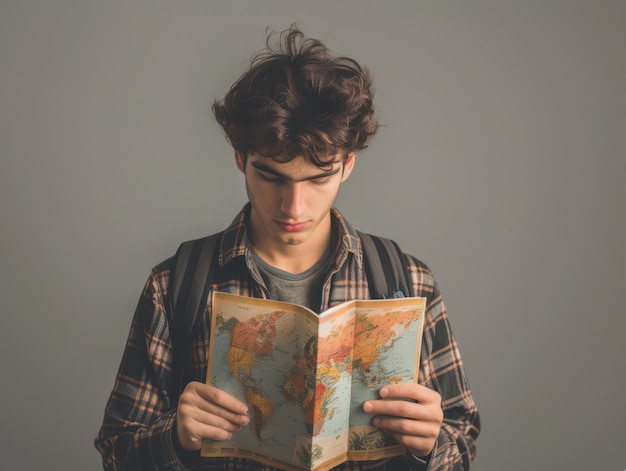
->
xmin=249 ymin=244 xmax=334 ymax=313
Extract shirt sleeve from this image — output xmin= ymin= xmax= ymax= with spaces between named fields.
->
xmin=94 ymin=267 xmax=195 ymax=471
xmin=408 ymin=256 xmax=481 ymax=470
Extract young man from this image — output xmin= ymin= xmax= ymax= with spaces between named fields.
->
xmin=95 ymin=27 xmax=480 ymax=470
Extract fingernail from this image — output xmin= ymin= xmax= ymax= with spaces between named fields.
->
xmin=363 ymin=401 xmax=373 ymax=413
xmin=379 ymin=387 xmax=389 ymax=398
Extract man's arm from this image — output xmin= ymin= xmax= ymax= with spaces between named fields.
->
xmin=94 ymin=270 xmax=188 ymax=470
xmin=418 ymin=276 xmax=480 ymax=470
xmin=94 ymin=268 xmax=248 ymax=470
xmin=365 ymin=258 xmax=480 ymax=470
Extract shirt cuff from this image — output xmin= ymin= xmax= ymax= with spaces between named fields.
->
xmin=170 ymin=416 xmax=200 ymax=469
xmin=407 ymin=453 xmax=431 ymax=470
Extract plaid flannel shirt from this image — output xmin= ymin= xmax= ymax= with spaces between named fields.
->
xmin=95 ymin=205 xmax=480 ymax=470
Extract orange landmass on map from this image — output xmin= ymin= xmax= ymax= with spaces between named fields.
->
xmin=317 ymin=317 xmax=354 ymax=368
xmin=246 ymin=388 xmax=274 ymax=439
xmin=311 ymin=364 xmax=341 ymax=435
xmin=353 ymin=309 xmax=420 ymax=370
xmin=226 ymin=311 xmax=288 ymax=379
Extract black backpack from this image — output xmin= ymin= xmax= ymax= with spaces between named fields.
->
xmin=168 ymin=231 xmax=413 ymax=398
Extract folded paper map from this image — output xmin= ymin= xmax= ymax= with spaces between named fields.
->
xmin=201 ymin=291 xmax=426 ymax=471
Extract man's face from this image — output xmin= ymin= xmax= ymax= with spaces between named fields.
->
xmin=235 ymin=151 xmax=355 ymax=253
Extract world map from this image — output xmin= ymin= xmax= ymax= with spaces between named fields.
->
xmin=204 ymin=293 xmax=425 ymax=471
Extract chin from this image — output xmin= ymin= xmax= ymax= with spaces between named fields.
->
xmin=282 ymin=236 xmax=306 ymax=245
xmin=276 ymin=230 xmax=310 ymax=244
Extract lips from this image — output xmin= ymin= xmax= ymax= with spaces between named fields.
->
xmin=277 ymin=221 xmax=310 ymax=232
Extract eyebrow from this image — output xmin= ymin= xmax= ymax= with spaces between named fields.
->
xmin=250 ymin=161 xmax=342 ymax=182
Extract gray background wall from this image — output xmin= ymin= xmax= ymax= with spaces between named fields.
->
xmin=1 ymin=1 xmax=624 ymax=470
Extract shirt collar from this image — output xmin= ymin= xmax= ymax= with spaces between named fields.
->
xmin=217 ymin=203 xmax=363 ymax=269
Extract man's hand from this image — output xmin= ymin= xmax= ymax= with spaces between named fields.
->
xmin=176 ymin=381 xmax=250 ymax=451
xmin=363 ymin=383 xmax=443 ymax=458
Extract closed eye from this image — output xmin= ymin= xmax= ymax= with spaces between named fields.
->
xmin=257 ymin=172 xmax=283 ymax=184
xmin=311 ymin=177 xmax=331 ymax=187
xmin=252 ymin=162 xmax=341 ymax=186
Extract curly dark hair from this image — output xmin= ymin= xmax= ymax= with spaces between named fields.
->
xmin=212 ymin=26 xmax=379 ymax=167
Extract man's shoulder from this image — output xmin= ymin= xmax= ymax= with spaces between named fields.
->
xmin=402 ymin=252 xmax=434 ymax=276
xmin=357 ymin=230 xmax=438 ymax=296
xmin=149 ymin=253 xmax=177 ymax=283
xmin=147 ymin=230 xmax=229 ymax=302
xmin=358 ymin=231 xmax=434 ymax=275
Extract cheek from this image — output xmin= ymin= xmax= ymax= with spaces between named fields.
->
xmin=248 ymin=181 xmax=278 ymax=208
xmin=314 ymin=184 xmax=341 ymax=207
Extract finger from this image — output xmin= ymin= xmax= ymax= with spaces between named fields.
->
xmin=363 ymin=397 xmax=420 ymax=419
xmin=186 ymin=396 xmax=250 ymax=426
xmin=179 ymin=384 xmax=250 ymax=428
xmin=379 ymin=383 xmax=441 ymax=405
xmin=179 ymin=396 xmax=250 ymax=428
xmin=372 ymin=414 xmax=440 ymax=457
xmin=376 ymin=417 xmax=439 ymax=458
xmin=192 ymin=421 xmax=238 ymax=442
xmin=363 ymin=397 xmax=442 ymax=423
xmin=177 ymin=417 xmax=238 ymax=450
xmin=177 ymin=406 xmax=247 ymax=451
xmin=191 ymin=382 xmax=250 ymax=415
xmin=188 ymin=407 xmax=247 ymax=433
xmin=372 ymin=414 xmax=429 ymax=437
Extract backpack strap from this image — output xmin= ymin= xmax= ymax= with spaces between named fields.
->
xmin=358 ymin=231 xmax=412 ymax=299
xmin=170 ymin=232 xmax=222 ymax=336
xmin=168 ymin=232 xmax=221 ymax=401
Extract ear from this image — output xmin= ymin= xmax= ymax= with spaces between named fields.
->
xmin=341 ymin=152 xmax=356 ymax=182
xmin=234 ymin=151 xmax=246 ymax=173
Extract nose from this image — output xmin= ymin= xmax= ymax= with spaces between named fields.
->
xmin=280 ymin=182 xmax=306 ymax=219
